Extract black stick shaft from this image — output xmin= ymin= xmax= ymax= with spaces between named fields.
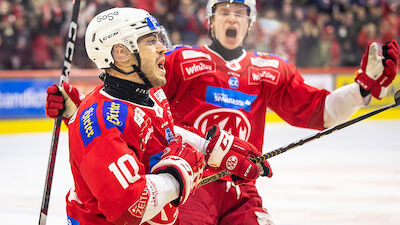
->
xmin=38 ymin=1 xmax=80 ymax=224
xmin=200 ymin=101 xmax=400 ymax=186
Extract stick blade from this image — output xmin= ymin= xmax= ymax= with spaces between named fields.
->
xmin=395 ymin=90 xmax=400 ymax=105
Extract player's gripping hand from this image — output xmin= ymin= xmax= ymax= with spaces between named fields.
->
xmin=151 ymin=136 xmax=205 ymax=206
xmin=45 ymin=82 xmax=83 ymax=123
xmin=355 ymin=40 xmax=399 ymax=99
xmin=205 ymin=126 xmax=273 ymax=183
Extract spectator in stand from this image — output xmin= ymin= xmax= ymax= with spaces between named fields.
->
xmin=381 ymin=1 xmax=399 ymax=44
xmin=319 ymin=25 xmax=341 ymax=67
xmin=0 ymin=0 xmax=399 ymax=69
xmin=358 ymin=22 xmax=380 ymax=52
xmin=296 ymin=19 xmax=320 ymax=67
xmin=269 ymin=21 xmax=298 ymax=64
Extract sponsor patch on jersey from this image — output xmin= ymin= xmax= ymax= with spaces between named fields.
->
xmin=181 ymin=59 xmax=216 ymax=80
xmin=103 ymin=100 xmax=128 ymax=133
xmin=154 ymin=89 xmax=167 ymax=103
xmin=182 ymin=50 xmax=211 ymax=60
xmin=228 ymin=77 xmax=239 ymax=89
xmin=134 ymin=107 xmax=146 ymax=126
xmin=67 ymin=215 xmax=80 ymax=225
xmin=128 ymin=187 xmax=150 ymax=218
xmin=250 ymin=57 xmax=279 ymax=68
xmin=205 ymin=86 xmax=256 ymax=112
xmin=248 ymin=67 xmax=280 ymax=85
xmin=165 ymin=128 xmax=174 ymax=143
xmin=79 ymin=103 xmax=101 ymax=147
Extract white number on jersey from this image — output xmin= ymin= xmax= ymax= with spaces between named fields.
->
xmin=108 ymin=154 xmax=140 ymax=189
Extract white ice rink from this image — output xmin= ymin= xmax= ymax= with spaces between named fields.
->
xmin=0 ymin=120 xmax=399 ymax=225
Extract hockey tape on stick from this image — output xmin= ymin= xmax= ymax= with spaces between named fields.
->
xmin=200 ymin=90 xmax=400 ymax=186
xmin=38 ymin=1 xmax=81 ymax=225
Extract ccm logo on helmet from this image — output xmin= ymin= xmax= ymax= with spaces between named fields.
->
xmin=101 ymin=31 xmax=119 ymax=42
xmin=97 ymin=11 xmax=119 ymax=22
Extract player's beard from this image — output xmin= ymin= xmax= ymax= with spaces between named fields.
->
xmin=141 ymin=59 xmax=166 ymax=87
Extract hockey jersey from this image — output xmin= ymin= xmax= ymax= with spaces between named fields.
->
xmin=163 ymin=45 xmax=330 ymax=155
xmin=66 ymin=85 xmax=178 ymax=225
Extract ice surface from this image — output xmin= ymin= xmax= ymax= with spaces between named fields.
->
xmin=0 ymin=120 xmax=399 ymax=225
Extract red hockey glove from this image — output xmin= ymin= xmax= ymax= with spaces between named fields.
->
xmin=205 ymin=126 xmax=273 ymax=184
xmin=151 ymin=136 xmax=205 ymax=206
xmin=45 ymin=82 xmax=83 ymax=123
xmin=355 ymin=40 xmax=399 ymax=99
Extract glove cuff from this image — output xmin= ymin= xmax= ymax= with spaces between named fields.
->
xmin=206 ymin=129 xmax=234 ymax=167
xmin=355 ymin=70 xmax=375 ymax=90
xmin=60 ymin=86 xmax=78 ymax=118
xmin=151 ymin=156 xmax=194 ymax=206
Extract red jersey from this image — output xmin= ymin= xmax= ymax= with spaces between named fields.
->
xmin=163 ymin=45 xmax=330 ymax=154
xmin=66 ymin=85 xmax=178 ymax=225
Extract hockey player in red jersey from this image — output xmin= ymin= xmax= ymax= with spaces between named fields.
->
xmin=162 ymin=1 xmax=398 ymax=224
xmin=54 ymin=7 xmax=271 ymax=225
xmin=46 ymin=1 xmax=399 ymax=225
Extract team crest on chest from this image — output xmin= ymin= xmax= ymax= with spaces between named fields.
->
xmin=194 ymin=108 xmax=251 ymax=141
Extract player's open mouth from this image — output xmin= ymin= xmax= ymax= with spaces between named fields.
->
xmin=158 ymin=60 xmax=165 ymax=72
xmin=226 ymin=29 xmax=237 ymax=38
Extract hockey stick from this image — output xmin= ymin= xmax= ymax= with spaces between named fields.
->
xmin=38 ymin=1 xmax=81 ymax=224
xmin=200 ymin=90 xmax=400 ymax=186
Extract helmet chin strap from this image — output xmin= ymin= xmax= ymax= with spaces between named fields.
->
xmin=109 ymin=52 xmax=153 ymax=88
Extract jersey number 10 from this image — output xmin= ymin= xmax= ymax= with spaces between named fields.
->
xmin=108 ymin=154 xmax=141 ymax=189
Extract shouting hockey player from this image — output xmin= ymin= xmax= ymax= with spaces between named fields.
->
xmin=162 ymin=1 xmax=399 ymax=224
xmin=46 ymin=1 xmax=399 ymax=225
xmin=52 ymin=7 xmax=271 ymax=225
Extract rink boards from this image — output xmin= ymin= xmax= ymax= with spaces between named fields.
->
xmin=1 ymin=68 xmax=400 ymax=134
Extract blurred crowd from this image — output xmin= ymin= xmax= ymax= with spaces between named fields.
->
xmin=0 ymin=0 xmax=399 ymax=70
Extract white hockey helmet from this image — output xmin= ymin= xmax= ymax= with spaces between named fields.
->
xmin=85 ymin=7 xmax=171 ymax=69
xmin=206 ymin=0 xmax=257 ymax=25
